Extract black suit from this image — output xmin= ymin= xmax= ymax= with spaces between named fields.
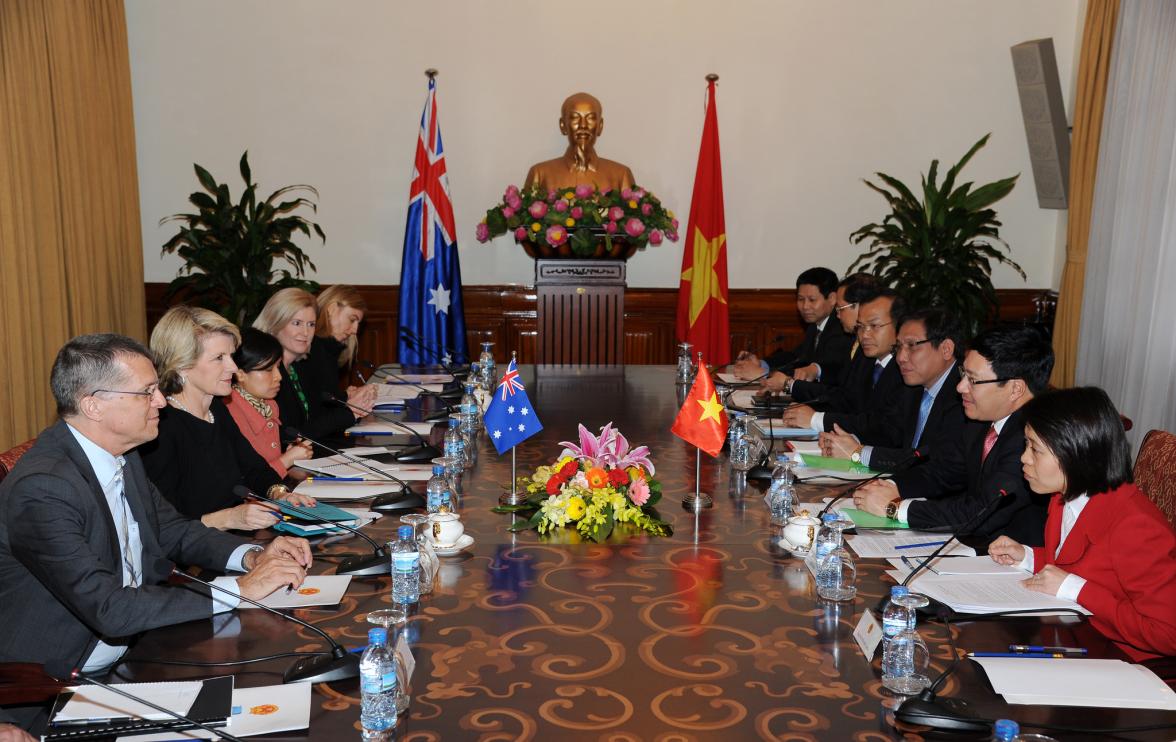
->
xmin=274 ymin=336 xmax=355 ymax=444
xmin=765 ymin=318 xmax=853 ymax=382
xmin=866 ymin=362 xmax=970 ymax=472
xmin=892 ymin=408 xmax=1049 ymax=548
xmin=792 ymin=354 xmax=907 ymax=446
xmin=0 ymin=421 xmax=247 ymax=682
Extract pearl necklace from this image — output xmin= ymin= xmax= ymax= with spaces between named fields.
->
xmin=166 ymin=395 xmax=215 ymax=423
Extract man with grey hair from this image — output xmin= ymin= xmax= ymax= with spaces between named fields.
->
xmin=0 ymin=334 xmax=312 ymax=732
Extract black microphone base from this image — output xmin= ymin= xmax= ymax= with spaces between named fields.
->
xmin=337 ymin=551 xmax=390 ymax=577
xmin=395 ymin=444 xmax=442 ymax=463
xmin=370 ymin=490 xmax=425 ymax=513
xmin=424 ymin=409 xmax=452 ymax=421
xmin=284 ymin=649 xmax=360 ymax=685
xmin=894 ymin=694 xmax=988 ymax=735
xmin=746 ymin=463 xmax=774 ymax=481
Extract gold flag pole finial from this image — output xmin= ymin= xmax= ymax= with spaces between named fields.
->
xmin=425 ymin=68 xmax=438 ymax=79
xmin=705 ymin=73 xmax=719 ymax=82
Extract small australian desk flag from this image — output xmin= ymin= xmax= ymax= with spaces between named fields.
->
xmin=484 ymin=359 xmax=543 ymax=455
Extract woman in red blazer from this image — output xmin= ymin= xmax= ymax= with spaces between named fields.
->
xmin=989 ymin=387 xmax=1176 ymax=661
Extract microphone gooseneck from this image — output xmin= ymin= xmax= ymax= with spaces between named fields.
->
xmin=170 ymin=569 xmax=359 ymax=684
xmin=816 ymin=450 xmax=923 ymax=520
xmin=900 ymin=488 xmax=1010 ymax=589
xmin=322 ymin=391 xmax=442 ymax=464
xmin=233 ymin=485 xmax=388 ymax=577
xmin=69 ymin=671 xmax=244 ymax=741
xmin=286 ymin=426 xmax=424 ymax=513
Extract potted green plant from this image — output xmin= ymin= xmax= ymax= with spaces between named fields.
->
xmin=160 ymin=151 xmax=325 ymax=326
xmin=848 ymin=134 xmax=1024 ymax=338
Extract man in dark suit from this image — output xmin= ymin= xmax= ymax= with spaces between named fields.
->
xmin=782 ymin=290 xmax=909 ymax=447
xmin=0 ymin=334 xmax=311 ymax=730
xmin=819 ymin=307 xmax=971 ymax=470
xmin=854 ymin=325 xmax=1055 ymax=548
xmin=732 ymin=266 xmax=853 ymax=383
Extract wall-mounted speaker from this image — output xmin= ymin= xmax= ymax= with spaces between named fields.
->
xmin=1011 ymin=38 xmax=1071 ymax=210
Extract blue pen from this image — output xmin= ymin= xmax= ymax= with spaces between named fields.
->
xmin=969 ymin=651 xmax=1070 ymax=659
xmin=345 ymin=431 xmax=398 ymax=436
xmin=894 ymin=540 xmax=949 ymax=551
xmin=305 ymin=476 xmax=365 ymax=482
xmin=1009 ymin=644 xmax=1087 ymax=655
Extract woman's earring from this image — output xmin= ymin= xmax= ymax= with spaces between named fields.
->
xmin=178 ymin=374 xmax=186 ymax=387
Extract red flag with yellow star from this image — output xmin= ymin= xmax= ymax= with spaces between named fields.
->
xmin=675 ymin=77 xmax=730 ymax=365
xmin=671 ymin=362 xmax=728 ymax=457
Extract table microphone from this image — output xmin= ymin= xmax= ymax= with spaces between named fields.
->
xmin=362 ymin=360 xmax=462 ymax=401
xmin=745 ymin=397 xmax=830 ymax=480
xmin=398 ymin=326 xmax=469 ymax=376
xmin=233 ymin=485 xmax=388 ymax=577
xmin=69 ymin=670 xmax=244 ymax=741
xmin=815 ymin=450 xmax=923 ymax=519
xmin=285 ymin=426 xmax=425 ymax=513
xmin=321 ymin=391 xmax=441 ymax=463
xmin=171 ymin=568 xmax=360 ymax=685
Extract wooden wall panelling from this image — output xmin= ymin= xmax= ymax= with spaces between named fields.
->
xmin=145 ymin=283 xmax=1052 ymax=366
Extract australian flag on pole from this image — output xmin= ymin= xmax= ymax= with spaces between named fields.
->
xmin=397 ymin=76 xmax=468 ymax=366
xmin=484 ymin=359 xmax=543 ymax=455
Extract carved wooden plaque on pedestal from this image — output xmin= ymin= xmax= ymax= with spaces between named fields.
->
xmin=535 ymin=260 xmax=625 ymax=366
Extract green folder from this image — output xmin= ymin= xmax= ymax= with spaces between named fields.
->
xmin=798 ymin=454 xmax=879 ymax=476
xmin=840 ymin=507 xmax=910 ymax=530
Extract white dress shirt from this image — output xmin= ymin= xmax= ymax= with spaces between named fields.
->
xmin=1016 ymin=493 xmax=1090 ymax=601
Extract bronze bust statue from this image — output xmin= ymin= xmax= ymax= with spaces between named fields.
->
xmin=524 ymin=92 xmax=636 ymax=193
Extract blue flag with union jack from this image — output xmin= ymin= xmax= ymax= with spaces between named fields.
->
xmin=397 ymin=77 xmax=468 ymax=366
xmin=484 ymin=359 xmax=543 ymax=454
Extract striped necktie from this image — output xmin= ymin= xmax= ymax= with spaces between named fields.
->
xmin=113 ymin=456 xmax=141 ymax=587
xmin=980 ymin=424 xmax=998 ymax=464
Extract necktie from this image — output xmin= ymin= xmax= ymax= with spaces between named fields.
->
xmin=980 ymin=424 xmax=998 ymax=464
xmin=871 ymin=361 xmax=884 ymax=387
xmin=911 ymin=390 xmax=934 ymax=448
xmin=850 ymin=340 xmax=859 ymax=359
xmin=113 ymin=457 xmax=140 ymax=587
xmin=812 ymin=326 xmax=821 ymax=351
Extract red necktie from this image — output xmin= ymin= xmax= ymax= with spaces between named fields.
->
xmin=981 ymin=424 xmax=998 ymax=464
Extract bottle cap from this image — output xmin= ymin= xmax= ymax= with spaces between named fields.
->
xmin=822 ymin=513 xmax=838 ymax=523
xmin=368 ymin=627 xmax=387 ymax=645
xmin=890 ymin=585 xmax=909 ymax=598
xmin=448 ymin=415 xmax=461 ymax=427
xmin=397 ymin=525 xmax=414 ymax=539
xmin=993 ymin=719 xmax=1019 ymax=739
xmin=433 ymin=464 xmax=444 ymax=475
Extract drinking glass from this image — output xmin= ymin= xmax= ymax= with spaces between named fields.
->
xmin=882 ymin=592 xmax=931 ymax=695
xmin=815 ymin=519 xmax=857 ymax=601
xmin=400 ymin=514 xmax=438 ymax=595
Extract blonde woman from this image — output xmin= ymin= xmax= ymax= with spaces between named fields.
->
xmin=253 ymin=288 xmax=375 ymax=443
xmin=315 ymin=284 xmax=368 ymax=369
xmin=140 ymin=306 xmax=314 ymax=531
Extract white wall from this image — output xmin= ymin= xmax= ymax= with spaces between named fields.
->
xmin=126 ymin=0 xmax=1083 ymax=290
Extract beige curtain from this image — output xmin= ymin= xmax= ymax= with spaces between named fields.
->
xmin=1051 ymin=0 xmax=1120 ymax=387
xmin=0 ymin=0 xmax=145 ymax=451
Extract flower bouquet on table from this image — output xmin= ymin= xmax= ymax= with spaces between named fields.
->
xmin=474 ymin=184 xmax=679 ymax=259
xmin=492 ymin=422 xmax=672 ymax=542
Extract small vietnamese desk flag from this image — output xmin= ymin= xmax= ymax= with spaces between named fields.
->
xmin=671 ymin=362 xmax=728 ymax=457
xmin=675 ymin=76 xmax=730 ymax=366
xmin=484 ymin=358 xmax=543 ymax=455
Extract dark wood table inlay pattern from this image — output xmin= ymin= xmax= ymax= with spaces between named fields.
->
xmin=121 ymin=367 xmax=1175 ymax=740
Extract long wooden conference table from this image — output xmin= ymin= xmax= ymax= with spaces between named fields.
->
xmin=120 ymin=366 xmax=1176 ymax=740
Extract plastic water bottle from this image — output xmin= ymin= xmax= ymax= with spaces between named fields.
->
xmin=391 ymin=525 xmax=420 ymax=605
xmin=443 ymin=416 xmax=465 ymax=477
xmin=882 ymin=586 xmax=912 ymax=679
xmin=426 ymin=464 xmax=448 ymax=514
xmin=460 ymin=381 xmax=481 ymax=433
xmin=360 ymin=627 xmax=398 ymax=737
xmin=766 ymin=455 xmax=795 ymax=525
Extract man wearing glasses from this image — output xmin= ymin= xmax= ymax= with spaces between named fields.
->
xmin=782 ymin=289 xmax=909 ymax=444
xmin=818 ymin=307 xmax=970 ymax=470
xmin=0 ymin=334 xmax=311 ymax=732
xmin=854 ymin=325 xmax=1054 ymax=548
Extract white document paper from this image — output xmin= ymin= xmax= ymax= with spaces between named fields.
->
xmin=971 ymin=657 xmax=1176 ymax=710
xmin=337 ymin=446 xmax=390 ymax=455
xmin=912 ymin=573 xmax=1090 ymax=615
xmin=379 ymin=372 xmax=453 ymax=384
xmin=886 ymin=555 xmax=1029 ymax=577
xmin=728 ymin=389 xmax=758 ymax=409
xmin=292 ymin=480 xmax=403 ymax=500
xmin=346 ymin=420 xmax=437 ymax=436
xmin=115 ymin=683 xmax=311 ymax=740
xmin=715 ymin=371 xmax=745 ymax=385
xmin=845 ymin=532 xmax=976 ymax=559
xmin=56 ymin=681 xmax=203 ymax=722
xmin=786 ymin=440 xmax=823 ymax=456
xmin=244 ymin=575 xmax=353 ymax=609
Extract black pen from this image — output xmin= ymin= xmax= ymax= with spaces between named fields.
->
xmin=1009 ymin=644 xmax=1087 ymax=655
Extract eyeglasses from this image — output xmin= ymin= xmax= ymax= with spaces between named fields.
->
xmin=956 ymin=367 xmax=1013 ymax=388
xmin=894 ymin=338 xmax=932 ymax=353
xmin=854 ymin=321 xmax=892 ymax=335
xmin=835 ymin=302 xmax=857 ymax=314
xmin=91 ymin=384 xmax=161 ymax=399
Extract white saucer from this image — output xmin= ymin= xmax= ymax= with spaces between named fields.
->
xmin=430 ymin=533 xmax=474 ymax=556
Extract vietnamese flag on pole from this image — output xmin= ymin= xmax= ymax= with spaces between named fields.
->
xmin=671 ymin=362 xmax=729 ymax=457
xmin=675 ymin=75 xmax=730 ymax=366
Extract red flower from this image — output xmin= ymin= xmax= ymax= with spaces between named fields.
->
xmin=545 ymin=476 xmax=564 ymax=496
xmin=559 ymin=460 xmax=579 ymax=478
xmin=608 ymin=468 xmax=629 ymax=487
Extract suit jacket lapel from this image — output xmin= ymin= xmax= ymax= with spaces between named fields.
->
xmin=1053 ymin=491 xmax=1112 ymax=567
xmin=52 ymin=421 xmax=123 ymax=569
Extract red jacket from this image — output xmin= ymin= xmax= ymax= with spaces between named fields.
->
xmin=1031 ymin=483 xmax=1176 ymax=661
xmin=223 ymin=390 xmax=287 ymax=477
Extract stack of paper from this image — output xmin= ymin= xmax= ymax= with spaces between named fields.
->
xmin=345 ymin=420 xmax=436 ymax=437
xmin=845 ymin=531 xmax=976 ymax=559
xmin=908 ymin=572 xmax=1090 ymax=615
xmin=374 ymin=368 xmax=453 ymax=385
xmin=55 ymin=681 xmax=204 ymax=723
xmin=886 ymin=555 xmax=1026 ymax=577
xmin=114 ymin=683 xmax=312 ymax=740
xmin=750 ymin=419 xmax=820 ymax=440
xmin=970 ymin=657 xmax=1176 ymax=709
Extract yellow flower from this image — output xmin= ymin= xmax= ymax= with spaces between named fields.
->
xmin=566 ymin=495 xmax=586 ymax=521
xmin=531 ymin=222 xmax=542 ymax=232
xmin=628 ymin=200 xmax=638 ymax=208
xmin=667 ymin=210 xmax=676 ymax=219
xmin=565 ymin=218 xmax=575 ymax=228
xmin=564 ymin=191 xmax=575 ymax=201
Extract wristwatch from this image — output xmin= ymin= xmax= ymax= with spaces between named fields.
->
xmin=243 ymin=544 xmax=264 ymax=570
xmin=850 ymin=446 xmax=864 ymax=464
xmin=885 ymin=497 xmax=902 ymax=520
xmin=785 ymin=378 xmax=795 ymax=395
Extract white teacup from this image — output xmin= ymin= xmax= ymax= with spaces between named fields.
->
xmin=428 ymin=512 xmax=464 ymax=547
